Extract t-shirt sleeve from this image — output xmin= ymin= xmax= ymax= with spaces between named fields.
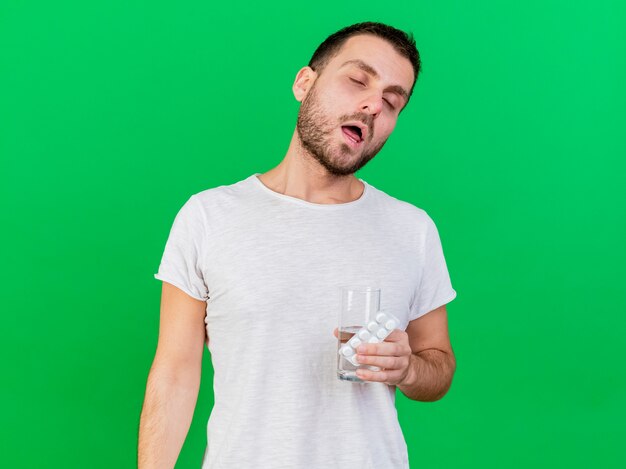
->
xmin=409 ymin=213 xmax=457 ymax=321
xmin=153 ymin=195 xmax=209 ymax=302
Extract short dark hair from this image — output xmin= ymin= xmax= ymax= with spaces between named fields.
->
xmin=308 ymin=22 xmax=421 ymax=98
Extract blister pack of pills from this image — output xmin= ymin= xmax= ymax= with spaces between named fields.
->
xmin=338 ymin=311 xmax=400 ymax=367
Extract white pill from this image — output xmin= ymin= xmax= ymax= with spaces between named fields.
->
xmin=367 ymin=321 xmax=378 ymax=332
xmin=358 ymin=330 xmax=371 ymax=340
xmin=385 ymin=320 xmax=397 ymax=330
xmin=368 ymin=337 xmax=379 ymax=343
xmin=376 ymin=312 xmax=388 ymax=323
xmin=376 ymin=328 xmax=387 ymax=339
xmin=342 ymin=346 xmax=354 ymax=357
xmin=349 ymin=337 xmax=362 ymax=348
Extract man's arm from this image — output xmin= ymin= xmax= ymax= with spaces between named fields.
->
xmin=353 ymin=304 xmax=456 ymax=402
xmin=138 ymin=282 xmax=207 ymax=469
xmin=397 ymin=304 xmax=456 ymax=401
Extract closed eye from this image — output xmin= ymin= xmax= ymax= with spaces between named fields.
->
xmin=349 ymin=77 xmax=365 ymax=86
xmin=383 ymin=98 xmax=396 ymax=110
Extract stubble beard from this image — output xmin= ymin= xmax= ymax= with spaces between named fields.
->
xmin=296 ymin=82 xmax=388 ymax=177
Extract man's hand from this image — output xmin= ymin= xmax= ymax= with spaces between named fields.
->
xmin=332 ymin=304 xmax=456 ymax=400
xmin=352 ymin=329 xmax=413 ymax=385
xmin=333 ymin=328 xmax=413 ymax=386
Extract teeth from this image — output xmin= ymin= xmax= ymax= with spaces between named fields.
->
xmin=346 ymin=133 xmax=358 ymax=143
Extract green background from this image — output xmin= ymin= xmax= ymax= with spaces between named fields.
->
xmin=1 ymin=0 xmax=624 ymax=467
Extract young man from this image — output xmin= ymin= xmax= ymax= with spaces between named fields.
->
xmin=139 ymin=22 xmax=457 ymax=469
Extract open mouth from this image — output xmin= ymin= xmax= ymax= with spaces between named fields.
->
xmin=341 ymin=125 xmax=363 ymax=144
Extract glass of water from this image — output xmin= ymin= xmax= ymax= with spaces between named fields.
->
xmin=337 ymin=286 xmax=381 ymax=382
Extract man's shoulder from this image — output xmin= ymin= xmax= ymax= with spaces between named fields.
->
xmin=190 ymin=174 xmax=256 ymax=207
xmin=365 ymin=180 xmax=432 ymax=224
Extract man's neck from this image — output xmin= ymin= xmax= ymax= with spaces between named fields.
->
xmin=256 ymin=130 xmax=364 ymax=205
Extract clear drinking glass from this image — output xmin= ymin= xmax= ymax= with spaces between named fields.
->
xmin=336 ymin=286 xmax=381 ymax=382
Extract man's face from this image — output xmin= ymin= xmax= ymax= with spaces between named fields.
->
xmin=296 ymin=34 xmax=415 ymax=176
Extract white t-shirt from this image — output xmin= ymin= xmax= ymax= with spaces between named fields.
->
xmin=154 ymin=173 xmax=457 ymax=469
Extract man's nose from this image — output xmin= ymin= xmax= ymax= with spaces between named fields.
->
xmin=360 ymin=93 xmax=383 ymax=118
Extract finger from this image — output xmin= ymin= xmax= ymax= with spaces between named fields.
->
xmin=357 ymin=341 xmax=408 ymax=357
xmin=356 ymin=368 xmax=403 ymax=383
xmin=356 ymin=354 xmax=402 ymax=369
xmin=380 ymin=329 xmax=406 ymax=342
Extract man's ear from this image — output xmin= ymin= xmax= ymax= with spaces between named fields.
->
xmin=292 ymin=66 xmax=317 ymax=102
